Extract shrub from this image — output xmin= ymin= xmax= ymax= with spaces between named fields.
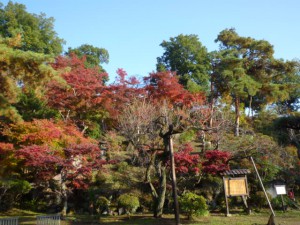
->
xmin=249 ymin=191 xmax=272 ymax=209
xmin=271 ymin=195 xmax=297 ymax=210
xmin=96 ymin=196 xmax=110 ymax=213
xmin=116 ymin=161 xmax=128 ymax=173
xmin=117 ymin=194 xmax=139 ymax=214
xmin=179 ymin=192 xmax=209 ymax=219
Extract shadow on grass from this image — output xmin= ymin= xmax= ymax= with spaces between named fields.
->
xmin=70 ymin=214 xmax=180 ymax=225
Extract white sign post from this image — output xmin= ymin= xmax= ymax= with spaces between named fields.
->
xmin=275 ymin=185 xmax=287 ymax=212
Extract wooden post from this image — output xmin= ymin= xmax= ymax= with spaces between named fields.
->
xmin=280 ymin=194 xmax=285 ymax=212
xmin=169 ymin=136 xmax=180 ymax=225
xmin=223 ymin=177 xmax=230 ymax=216
xmin=250 ymin=157 xmax=275 ymax=217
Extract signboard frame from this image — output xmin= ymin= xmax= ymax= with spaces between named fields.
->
xmin=224 ymin=176 xmax=249 ymax=197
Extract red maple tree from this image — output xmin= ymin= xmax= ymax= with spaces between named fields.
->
xmin=173 ymin=143 xmax=200 ymax=174
xmin=144 ymin=71 xmax=205 ymax=107
xmin=3 ymin=119 xmax=105 ymax=215
xmin=102 ymin=68 xmax=145 ymax=119
xmin=201 ymin=150 xmax=231 ymax=175
xmin=46 ymin=54 xmax=107 ymax=131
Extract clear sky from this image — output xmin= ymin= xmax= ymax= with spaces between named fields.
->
xmin=2 ymin=0 xmax=300 ymax=81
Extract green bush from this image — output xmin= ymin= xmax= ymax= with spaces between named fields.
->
xmin=179 ymin=192 xmax=209 ymax=219
xmin=0 ymin=179 xmax=32 ymax=211
xmin=117 ymin=193 xmax=139 ymax=214
xmin=96 ymin=196 xmax=110 ymax=213
xmin=116 ymin=161 xmax=128 ymax=173
xmin=249 ymin=191 xmax=272 ymax=209
xmin=271 ymin=195 xmax=298 ymax=210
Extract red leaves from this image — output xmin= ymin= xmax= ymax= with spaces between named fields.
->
xmin=173 ymin=143 xmax=200 ymax=174
xmin=102 ymin=68 xmax=145 ymax=118
xmin=3 ymin=118 xmax=104 ymax=189
xmin=201 ymin=150 xmax=231 ymax=175
xmin=17 ymin=145 xmax=62 ymax=180
xmin=144 ymin=71 xmax=205 ymax=107
xmin=20 ymin=119 xmax=62 ymax=145
xmin=46 ymin=54 xmax=107 ymax=117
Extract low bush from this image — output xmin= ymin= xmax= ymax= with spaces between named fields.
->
xmin=117 ymin=193 xmax=139 ymax=214
xmin=95 ymin=196 xmax=110 ymax=213
xmin=249 ymin=191 xmax=272 ymax=209
xmin=179 ymin=191 xmax=209 ymax=219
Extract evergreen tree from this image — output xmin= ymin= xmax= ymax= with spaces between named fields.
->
xmin=213 ymin=28 xmax=299 ymax=136
xmin=157 ymin=34 xmax=211 ymax=93
xmin=0 ymin=1 xmax=64 ymax=55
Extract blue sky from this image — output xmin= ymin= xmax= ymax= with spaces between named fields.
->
xmin=2 ymin=0 xmax=300 ymax=81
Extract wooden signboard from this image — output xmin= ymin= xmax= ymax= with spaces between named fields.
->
xmin=224 ymin=177 xmax=249 ymax=197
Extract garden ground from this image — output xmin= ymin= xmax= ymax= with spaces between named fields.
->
xmin=1 ymin=209 xmax=300 ymax=225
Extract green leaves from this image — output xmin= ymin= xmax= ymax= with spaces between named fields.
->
xmin=157 ymin=34 xmax=211 ymax=93
xmin=0 ymin=2 xmax=64 ymax=55
xmin=0 ymin=37 xmax=58 ymax=121
xmin=179 ymin=192 xmax=209 ymax=218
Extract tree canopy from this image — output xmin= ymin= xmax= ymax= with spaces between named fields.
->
xmin=157 ymin=34 xmax=211 ymax=93
xmin=0 ymin=35 xmax=58 ymax=122
xmin=0 ymin=1 xmax=64 ymax=55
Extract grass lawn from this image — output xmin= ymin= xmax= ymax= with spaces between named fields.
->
xmin=1 ymin=209 xmax=300 ymax=225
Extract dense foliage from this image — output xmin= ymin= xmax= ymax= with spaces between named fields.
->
xmin=179 ymin=192 xmax=209 ymax=219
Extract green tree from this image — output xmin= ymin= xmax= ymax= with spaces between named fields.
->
xmin=67 ymin=44 xmax=109 ymax=71
xmin=271 ymin=60 xmax=300 ymax=114
xmin=0 ymin=1 xmax=64 ymax=55
xmin=213 ymin=28 xmax=299 ymax=136
xmin=157 ymin=34 xmax=211 ymax=93
xmin=0 ymin=36 xmax=59 ymax=122
xmin=13 ymin=89 xmax=59 ymax=121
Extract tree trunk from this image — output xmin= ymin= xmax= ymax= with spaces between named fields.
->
xmin=209 ymin=80 xmax=214 ymax=128
xmin=234 ymin=97 xmax=240 ymax=136
xmin=145 ymin=152 xmax=159 ymax=207
xmin=154 ymin=162 xmax=166 ymax=218
xmin=169 ymin=136 xmax=180 ymax=225
xmin=60 ymin=171 xmax=68 ymax=216
xmin=248 ymin=95 xmax=253 ymax=117
xmin=61 ymin=181 xmax=68 ymax=216
xmin=144 ymin=151 xmax=167 ymax=218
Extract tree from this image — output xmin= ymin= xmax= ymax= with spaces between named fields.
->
xmin=0 ymin=1 xmax=64 ymax=55
xmin=144 ymin=71 xmax=205 ymax=107
xmin=274 ymin=115 xmax=300 ymax=159
xmin=117 ymin=98 xmax=166 ymax=217
xmin=213 ymin=28 xmax=299 ymax=136
xmin=67 ymin=44 xmax=109 ymax=74
xmin=102 ymin=69 xmax=144 ymax=120
xmin=271 ymin=60 xmax=300 ymax=114
xmin=173 ymin=143 xmax=200 ymax=175
xmin=201 ymin=150 xmax=231 ymax=175
xmin=157 ymin=34 xmax=211 ymax=93
xmin=0 ymin=36 xmax=58 ymax=122
xmin=117 ymin=82 xmax=206 ymax=219
xmin=46 ymin=54 xmax=107 ymax=135
xmin=2 ymin=119 xmax=104 ymax=215
xmin=14 ymin=89 xmax=59 ymax=121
